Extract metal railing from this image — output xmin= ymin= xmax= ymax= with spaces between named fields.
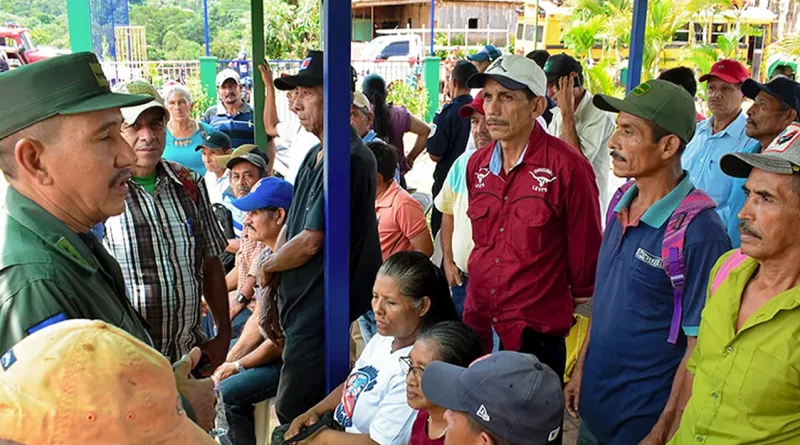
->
xmin=101 ymin=60 xmax=200 ymax=85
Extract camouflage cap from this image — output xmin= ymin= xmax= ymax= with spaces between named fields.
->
xmin=0 ymin=52 xmax=151 ymax=140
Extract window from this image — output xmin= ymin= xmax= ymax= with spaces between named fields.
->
xmin=710 ymin=23 xmax=727 ymax=44
xmin=20 ymin=31 xmax=34 ymax=51
xmin=672 ymin=23 xmax=689 ymax=43
xmin=378 ymin=41 xmax=410 ymax=59
xmin=0 ymin=37 xmax=6 ymax=46
xmin=525 ymin=25 xmax=535 ymax=42
xmin=516 ymin=23 xmax=524 ymax=40
xmin=468 ymin=18 xmax=478 ymax=29
xmin=693 ymin=23 xmax=705 ymax=43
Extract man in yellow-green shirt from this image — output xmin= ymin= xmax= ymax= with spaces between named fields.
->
xmin=669 ymin=121 xmax=800 ymax=444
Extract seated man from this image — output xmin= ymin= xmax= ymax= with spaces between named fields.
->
xmin=0 ymin=319 xmax=217 ymax=443
xmin=422 ymin=351 xmax=564 ymax=445
xmin=215 ymin=176 xmax=293 ymax=445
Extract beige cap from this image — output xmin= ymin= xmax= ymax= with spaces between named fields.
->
xmin=113 ymin=80 xmax=168 ymax=125
xmin=0 ymin=319 xmax=217 ymax=445
xmin=353 ymin=91 xmax=371 ymax=110
xmin=216 ymin=143 xmax=258 ymax=169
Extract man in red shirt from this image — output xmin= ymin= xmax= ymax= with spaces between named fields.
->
xmin=463 ymin=55 xmax=602 ymax=392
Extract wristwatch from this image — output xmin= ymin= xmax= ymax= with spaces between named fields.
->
xmin=234 ymin=360 xmax=246 ymax=373
xmin=236 ymin=292 xmax=251 ymax=305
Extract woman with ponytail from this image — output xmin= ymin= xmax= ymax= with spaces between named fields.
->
xmin=285 ymin=252 xmax=457 ymax=445
xmin=362 ymin=74 xmax=431 ymax=175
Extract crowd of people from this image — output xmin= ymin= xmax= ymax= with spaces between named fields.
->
xmin=1 ymin=43 xmax=800 ymax=445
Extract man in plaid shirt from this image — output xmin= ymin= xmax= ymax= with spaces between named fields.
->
xmin=102 ymin=80 xmax=231 ymax=369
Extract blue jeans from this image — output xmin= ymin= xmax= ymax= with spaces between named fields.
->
xmin=450 ymin=273 xmax=468 ymax=318
xmin=358 ymin=310 xmax=377 ymax=346
xmin=219 ymin=362 xmax=282 ymax=445
xmin=231 ymin=308 xmax=252 ymax=340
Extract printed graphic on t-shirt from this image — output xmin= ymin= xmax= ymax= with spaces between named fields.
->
xmin=335 ymin=365 xmax=379 ymax=427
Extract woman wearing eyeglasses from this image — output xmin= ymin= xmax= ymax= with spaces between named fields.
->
xmin=284 ymin=251 xmax=459 ymax=445
xmin=403 ymin=321 xmax=484 ymax=445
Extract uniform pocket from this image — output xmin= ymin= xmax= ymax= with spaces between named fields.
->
xmin=511 ymin=202 xmax=552 ymax=255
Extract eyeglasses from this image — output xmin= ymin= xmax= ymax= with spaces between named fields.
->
xmin=399 ymin=356 xmax=425 ymax=379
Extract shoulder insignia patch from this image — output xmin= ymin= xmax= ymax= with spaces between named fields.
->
xmin=56 ymin=237 xmax=91 ymax=268
xmin=428 ymin=123 xmax=438 ymax=139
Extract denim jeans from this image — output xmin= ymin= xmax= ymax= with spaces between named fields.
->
xmin=358 ymin=310 xmax=377 ymax=346
xmin=220 ymin=362 xmax=282 ymax=445
xmin=450 ymin=273 xmax=468 ymax=318
xmin=231 ymin=308 xmax=252 ymax=341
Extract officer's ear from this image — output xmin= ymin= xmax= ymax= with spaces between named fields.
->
xmin=14 ymin=136 xmax=53 ymax=186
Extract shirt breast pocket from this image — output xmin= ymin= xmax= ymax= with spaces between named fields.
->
xmin=738 ymin=348 xmax=800 ymax=415
xmin=626 ymin=249 xmax=672 ymax=318
xmin=467 ymin=203 xmax=491 ymax=247
xmin=511 ymin=201 xmax=553 ymax=255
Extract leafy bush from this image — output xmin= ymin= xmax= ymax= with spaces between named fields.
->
xmin=387 ymin=81 xmax=429 ymax=120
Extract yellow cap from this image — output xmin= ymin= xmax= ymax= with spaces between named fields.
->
xmin=0 ymin=319 xmax=217 ymax=445
xmin=216 ymin=143 xmax=258 ymax=169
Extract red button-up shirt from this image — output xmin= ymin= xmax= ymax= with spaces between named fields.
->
xmin=465 ymin=123 xmax=602 ymax=352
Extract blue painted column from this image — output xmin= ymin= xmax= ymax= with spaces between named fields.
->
xmin=429 ymin=0 xmax=435 ymax=56
xmin=323 ymin=0 xmax=352 ymax=391
xmin=626 ymin=0 xmax=648 ymax=93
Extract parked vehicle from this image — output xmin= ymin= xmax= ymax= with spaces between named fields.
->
xmin=353 ymin=34 xmax=424 ymax=85
xmin=0 ymin=22 xmax=68 ymax=66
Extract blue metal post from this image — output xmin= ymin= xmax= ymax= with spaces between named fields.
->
xmin=323 ymin=0 xmax=352 ymax=392
xmin=429 ymin=0 xmax=435 ymax=56
xmin=626 ymin=0 xmax=648 ymax=93
xmin=203 ymin=0 xmax=211 ymax=56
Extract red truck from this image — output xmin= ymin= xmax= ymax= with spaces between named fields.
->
xmin=0 ymin=22 xmax=68 ymax=66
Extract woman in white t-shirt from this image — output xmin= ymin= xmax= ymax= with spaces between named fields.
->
xmin=285 ymin=251 xmax=459 ymax=445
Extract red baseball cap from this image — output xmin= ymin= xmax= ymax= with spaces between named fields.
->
xmin=699 ymin=59 xmax=749 ymax=84
xmin=459 ymin=91 xmax=485 ymax=117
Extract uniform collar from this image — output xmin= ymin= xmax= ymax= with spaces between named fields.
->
xmin=4 ymin=187 xmax=97 ymax=271
xmin=376 ymin=180 xmax=402 ymax=209
xmin=698 ymin=111 xmax=747 ymax=139
xmin=614 ymin=172 xmax=695 ymax=228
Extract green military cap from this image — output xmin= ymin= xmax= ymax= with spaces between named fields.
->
xmin=593 ymin=79 xmax=697 ymax=143
xmin=0 ymin=52 xmax=152 ymax=141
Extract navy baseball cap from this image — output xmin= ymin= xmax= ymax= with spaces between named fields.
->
xmin=467 ymin=45 xmax=501 ymax=63
xmin=742 ymin=76 xmax=800 ymax=119
xmin=195 ymin=130 xmax=232 ymax=151
xmin=422 ymin=351 xmax=564 ymax=445
xmin=231 ymin=176 xmax=293 ymax=212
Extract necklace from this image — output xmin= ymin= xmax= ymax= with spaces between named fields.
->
xmin=427 ymin=415 xmax=447 ymax=440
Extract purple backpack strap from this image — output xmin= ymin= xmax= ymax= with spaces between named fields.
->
xmin=606 ymin=180 xmax=635 ymax=227
xmin=711 ymin=249 xmax=749 ymax=295
xmin=661 ymin=189 xmax=717 ymax=344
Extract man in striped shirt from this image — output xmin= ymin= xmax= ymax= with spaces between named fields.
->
xmin=102 ymin=80 xmax=231 ymax=370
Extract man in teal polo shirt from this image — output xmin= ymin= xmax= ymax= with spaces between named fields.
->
xmin=564 ymin=80 xmax=731 ymax=445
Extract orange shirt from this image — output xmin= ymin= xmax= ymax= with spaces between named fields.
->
xmin=375 ymin=181 xmax=430 ymax=261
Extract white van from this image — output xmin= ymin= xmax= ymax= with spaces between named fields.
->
xmin=353 ymin=34 xmax=425 ymax=85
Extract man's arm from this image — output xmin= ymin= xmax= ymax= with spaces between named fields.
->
xmin=396 ymin=201 xmax=433 ymax=257
xmin=565 ymin=163 xmax=602 ymax=302
xmin=201 ymin=257 xmax=232 ymax=367
xmin=258 ymin=63 xmax=280 ymax=138
xmin=668 ymin=366 xmax=695 ymax=440
xmin=440 ymin=213 xmax=461 ymax=286
xmin=639 ymin=338 xmax=697 ymax=445
xmin=266 ymin=139 xmax=277 ymax=176
xmin=406 ymin=114 xmax=432 ymax=168
xmin=225 ymin=238 xmax=241 ymax=255
xmin=260 ymin=229 xmax=324 ymax=275
xmin=564 ymin=321 xmax=591 ymax=417
xmin=409 ymin=232 xmax=434 ymax=257
xmin=225 ymin=265 xmax=238 ymax=292
xmin=227 ymin=299 xmax=265 ymax=361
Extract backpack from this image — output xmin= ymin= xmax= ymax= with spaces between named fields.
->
xmin=710 ymin=249 xmax=749 ymax=295
xmin=606 ymin=181 xmax=717 ymax=344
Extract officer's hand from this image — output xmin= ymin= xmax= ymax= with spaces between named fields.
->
xmin=173 ymin=347 xmax=216 ymax=431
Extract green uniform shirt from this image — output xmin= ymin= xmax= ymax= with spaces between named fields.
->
xmin=670 ymin=250 xmax=800 ymax=445
xmin=0 ymin=187 xmax=151 ymax=355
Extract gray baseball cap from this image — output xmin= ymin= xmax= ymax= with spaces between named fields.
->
xmin=721 ymin=122 xmax=800 ymax=177
xmin=421 ymin=351 xmax=564 ymax=445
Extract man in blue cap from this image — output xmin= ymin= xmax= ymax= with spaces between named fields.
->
xmin=214 ymin=176 xmax=293 ymax=445
xmin=467 ymin=44 xmax=501 ymax=73
xmin=721 ymin=76 xmax=800 ymax=247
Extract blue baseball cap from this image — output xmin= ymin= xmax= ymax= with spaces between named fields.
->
xmin=467 ymin=45 xmax=501 ymax=63
xmin=231 ymin=177 xmax=293 ymax=212
xmin=422 ymin=351 xmax=564 ymax=444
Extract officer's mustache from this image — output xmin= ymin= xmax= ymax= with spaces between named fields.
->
xmin=109 ymin=168 xmax=131 ymax=188
xmin=739 ymin=221 xmax=762 ymax=239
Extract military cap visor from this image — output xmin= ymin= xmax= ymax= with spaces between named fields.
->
xmin=0 ymin=52 xmax=152 ymax=140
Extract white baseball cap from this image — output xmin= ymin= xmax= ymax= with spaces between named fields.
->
xmin=216 ymin=68 xmax=241 ymax=87
xmin=467 ymin=55 xmax=547 ymax=97
xmin=352 ymin=91 xmax=370 ymax=110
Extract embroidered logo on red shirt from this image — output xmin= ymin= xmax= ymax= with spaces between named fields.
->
xmin=530 ymin=168 xmax=556 ymax=192
xmin=475 ymin=167 xmax=490 ymax=188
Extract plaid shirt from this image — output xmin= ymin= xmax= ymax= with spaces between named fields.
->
xmin=103 ymin=160 xmax=227 ymax=361
xmin=228 ymin=226 xmax=266 ymax=312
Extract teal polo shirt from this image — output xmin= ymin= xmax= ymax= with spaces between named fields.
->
xmin=0 ymin=187 xmax=151 ymax=355
xmin=579 ymin=174 xmax=731 ymax=444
